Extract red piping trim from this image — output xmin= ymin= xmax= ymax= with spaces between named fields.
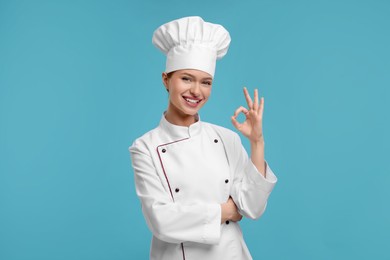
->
xmin=156 ymin=138 xmax=189 ymax=201
xmin=181 ymin=243 xmax=186 ymax=260
xmin=156 ymin=137 xmax=189 ymax=260
xmin=156 ymin=150 xmax=174 ymax=201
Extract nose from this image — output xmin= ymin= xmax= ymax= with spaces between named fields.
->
xmin=189 ymin=82 xmax=201 ymax=96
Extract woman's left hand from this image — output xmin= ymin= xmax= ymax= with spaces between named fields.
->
xmin=231 ymin=87 xmax=264 ymax=143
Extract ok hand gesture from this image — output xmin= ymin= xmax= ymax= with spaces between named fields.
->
xmin=231 ymin=87 xmax=264 ymax=143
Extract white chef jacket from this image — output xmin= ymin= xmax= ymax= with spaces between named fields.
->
xmin=129 ymin=114 xmax=277 ymax=260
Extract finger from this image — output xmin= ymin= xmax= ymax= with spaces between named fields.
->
xmin=243 ymin=87 xmax=253 ymax=109
xmin=232 ymin=106 xmax=249 ymax=130
xmin=259 ymin=97 xmax=264 ymax=114
xmin=253 ymin=89 xmax=259 ymax=110
xmin=231 ymin=116 xmax=241 ymax=130
xmin=233 ymin=106 xmax=249 ymax=117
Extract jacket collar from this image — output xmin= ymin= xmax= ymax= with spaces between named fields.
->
xmin=159 ymin=112 xmax=202 ymax=139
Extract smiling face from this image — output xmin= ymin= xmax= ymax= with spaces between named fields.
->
xmin=162 ymin=69 xmax=213 ymax=126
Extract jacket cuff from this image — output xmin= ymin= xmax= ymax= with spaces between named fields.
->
xmin=245 ymin=160 xmax=277 ymax=194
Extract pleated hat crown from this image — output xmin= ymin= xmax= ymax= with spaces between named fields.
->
xmin=152 ymin=16 xmax=231 ymax=77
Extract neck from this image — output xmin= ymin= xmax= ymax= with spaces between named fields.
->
xmin=164 ymin=108 xmax=197 ymax=127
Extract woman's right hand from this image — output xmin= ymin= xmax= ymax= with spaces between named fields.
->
xmin=221 ymin=197 xmax=243 ymax=224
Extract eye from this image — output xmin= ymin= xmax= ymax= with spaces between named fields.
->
xmin=182 ymin=77 xmax=191 ymax=82
xmin=202 ymin=81 xmax=212 ymax=86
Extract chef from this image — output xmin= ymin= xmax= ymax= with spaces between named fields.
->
xmin=129 ymin=16 xmax=277 ymax=260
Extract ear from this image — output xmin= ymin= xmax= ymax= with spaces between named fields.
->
xmin=162 ymin=72 xmax=169 ymax=92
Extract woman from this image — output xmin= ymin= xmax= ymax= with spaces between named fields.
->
xmin=129 ymin=16 xmax=277 ymax=260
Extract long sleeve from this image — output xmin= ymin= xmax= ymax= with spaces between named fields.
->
xmin=229 ymin=133 xmax=277 ymax=219
xmin=129 ymin=141 xmax=222 ymax=245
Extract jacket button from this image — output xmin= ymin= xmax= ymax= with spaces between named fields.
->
xmin=225 ymin=179 xmax=229 ymax=184
xmin=162 ymin=148 xmax=166 ymax=153
xmin=214 ymin=139 xmax=218 ymax=143
xmin=225 ymin=220 xmax=230 ymax=224
xmin=175 ymin=188 xmax=179 ymax=193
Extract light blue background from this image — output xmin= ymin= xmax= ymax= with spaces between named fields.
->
xmin=1 ymin=0 xmax=389 ymax=259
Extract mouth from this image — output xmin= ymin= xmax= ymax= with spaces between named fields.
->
xmin=182 ymin=96 xmax=202 ymax=107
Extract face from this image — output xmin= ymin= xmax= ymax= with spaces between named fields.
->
xmin=162 ymin=69 xmax=213 ymax=125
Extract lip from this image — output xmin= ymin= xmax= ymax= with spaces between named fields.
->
xmin=182 ymin=96 xmax=202 ymax=108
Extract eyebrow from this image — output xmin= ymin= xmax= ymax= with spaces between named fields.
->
xmin=180 ymin=72 xmax=213 ymax=81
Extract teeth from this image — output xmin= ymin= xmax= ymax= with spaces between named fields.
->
xmin=185 ymin=98 xmax=200 ymax=104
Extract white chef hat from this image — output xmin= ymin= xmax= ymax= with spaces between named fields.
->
xmin=152 ymin=16 xmax=231 ymax=78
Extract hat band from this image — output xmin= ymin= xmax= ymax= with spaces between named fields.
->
xmin=165 ymin=45 xmax=217 ymax=77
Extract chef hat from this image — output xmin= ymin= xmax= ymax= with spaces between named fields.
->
xmin=152 ymin=16 xmax=231 ymax=78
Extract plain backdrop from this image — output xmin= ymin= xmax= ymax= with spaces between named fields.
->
xmin=1 ymin=0 xmax=389 ymax=259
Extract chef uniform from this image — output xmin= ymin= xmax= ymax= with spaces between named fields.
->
xmin=129 ymin=16 xmax=277 ymax=260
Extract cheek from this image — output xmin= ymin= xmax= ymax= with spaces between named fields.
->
xmin=169 ymin=89 xmax=183 ymax=103
xmin=169 ymin=80 xmax=186 ymax=94
xmin=204 ymin=88 xmax=212 ymax=99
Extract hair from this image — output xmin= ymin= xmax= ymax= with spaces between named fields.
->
xmin=164 ymin=71 xmax=175 ymax=93
xmin=166 ymin=71 xmax=175 ymax=79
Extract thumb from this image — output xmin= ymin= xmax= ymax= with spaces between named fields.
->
xmin=231 ymin=116 xmax=241 ymax=130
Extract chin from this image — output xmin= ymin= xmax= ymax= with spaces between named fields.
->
xmin=182 ymin=109 xmax=199 ymax=117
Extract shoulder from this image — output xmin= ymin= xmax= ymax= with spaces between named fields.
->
xmin=128 ymin=126 xmax=162 ymax=155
